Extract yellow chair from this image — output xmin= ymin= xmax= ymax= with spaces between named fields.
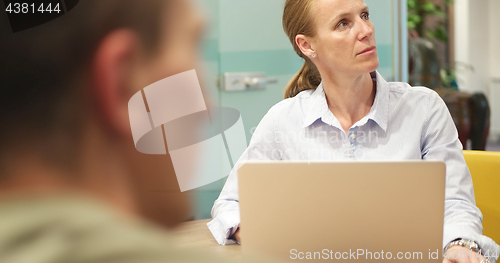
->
xmin=463 ymin=150 xmax=500 ymax=244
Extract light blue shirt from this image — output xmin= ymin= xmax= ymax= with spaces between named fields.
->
xmin=207 ymin=71 xmax=499 ymax=261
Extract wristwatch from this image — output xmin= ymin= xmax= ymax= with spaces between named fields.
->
xmin=444 ymin=238 xmax=482 ymax=255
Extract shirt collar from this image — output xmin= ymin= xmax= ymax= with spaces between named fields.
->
xmin=302 ymin=71 xmax=389 ymax=132
xmin=301 ymin=82 xmax=334 ymax=128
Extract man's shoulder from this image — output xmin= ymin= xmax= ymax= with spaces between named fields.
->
xmin=0 ymin=195 xmax=225 ymax=263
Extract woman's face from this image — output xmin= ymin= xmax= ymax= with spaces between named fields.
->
xmin=307 ymin=0 xmax=379 ymax=77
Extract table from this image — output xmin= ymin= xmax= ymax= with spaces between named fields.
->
xmin=173 ymin=219 xmax=242 ymax=259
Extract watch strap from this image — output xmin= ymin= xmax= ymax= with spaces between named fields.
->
xmin=444 ymin=238 xmax=483 ymax=256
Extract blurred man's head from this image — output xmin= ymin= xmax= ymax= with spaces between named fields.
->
xmin=0 ymin=0 xmax=205 ymax=227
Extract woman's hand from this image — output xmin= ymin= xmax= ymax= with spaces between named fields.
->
xmin=232 ymin=228 xmax=241 ymax=242
xmin=442 ymin=245 xmax=490 ymax=263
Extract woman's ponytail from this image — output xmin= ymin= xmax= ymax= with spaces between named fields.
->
xmin=284 ymin=59 xmax=321 ymax=99
xmin=282 ymin=0 xmax=321 ymax=99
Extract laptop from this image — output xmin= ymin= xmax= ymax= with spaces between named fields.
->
xmin=237 ymin=161 xmax=445 ymax=262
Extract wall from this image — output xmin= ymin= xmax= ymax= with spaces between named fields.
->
xmin=453 ymin=0 xmax=469 ymax=90
xmin=453 ymin=0 xmax=499 ymax=91
xmin=489 ymin=0 xmax=500 ymax=78
xmin=468 ymin=0 xmax=490 ymax=94
xmin=454 ymin=0 xmax=500 ymax=140
xmin=488 ymin=0 xmax=500 ymax=141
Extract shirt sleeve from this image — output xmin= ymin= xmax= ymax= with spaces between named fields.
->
xmin=207 ymin=105 xmax=282 ymax=245
xmin=421 ymin=91 xmax=500 ymax=262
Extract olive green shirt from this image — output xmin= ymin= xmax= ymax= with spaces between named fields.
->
xmin=0 ymin=195 xmax=223 ymax=263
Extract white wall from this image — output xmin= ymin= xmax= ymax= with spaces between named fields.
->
xmin=468 ymin=0 xmax=490 ymax=94
xmin=453 ymin=0 xmax=470 ymax=91
xmin=488 ymin=0 xmax=500 ymax=141
xmin=454 ymin=0 xmax=500 ymax=141
xmin=454 ymin=0 xmax=491 ymax=94
xmin=489 ymin=0 xmax=500 ymax=78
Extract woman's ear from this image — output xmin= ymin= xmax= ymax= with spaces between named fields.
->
xmin=296 ymin=34 xmax=315 ymax=58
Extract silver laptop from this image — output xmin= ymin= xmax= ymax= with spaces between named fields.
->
xmin=238 ymin=161 xmax=445 ymax=262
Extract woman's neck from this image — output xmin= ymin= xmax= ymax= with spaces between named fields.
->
xmin=321 ymin=72 xmax=376 ymax=134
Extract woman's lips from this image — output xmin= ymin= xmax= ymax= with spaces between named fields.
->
xmin=357 ymin=46 xmax=376 ymax=56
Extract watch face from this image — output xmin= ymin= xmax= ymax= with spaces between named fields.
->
xmin=447 ymin=239 xmax=481 ymax=254
xmin=461 ymin=240 xmax=480 ymax=252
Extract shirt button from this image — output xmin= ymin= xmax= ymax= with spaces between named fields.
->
xmin=350 ymin=134 xmax=356 ymax=140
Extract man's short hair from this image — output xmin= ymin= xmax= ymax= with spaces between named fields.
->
xmin=0 ymin=0 xmax=169 ymax=152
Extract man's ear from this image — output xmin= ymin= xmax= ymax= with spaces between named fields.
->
xmin=91 ymin=29 xmax=140 ymax=137
xmin=296 ymin=34 xmax=315 ymax=57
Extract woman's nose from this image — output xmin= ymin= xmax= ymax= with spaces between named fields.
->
xmin=357 ymin=20 xmax=374 ymax=41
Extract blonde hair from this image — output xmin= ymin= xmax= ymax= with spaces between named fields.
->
xmin=283 ymin=0 xmax=322 ymax=99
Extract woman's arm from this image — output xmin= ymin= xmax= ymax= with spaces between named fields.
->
xmin=207 ymin=105 xmax=282 ymax=245
xmin=421 ymin=91 xmax=499 ymax=262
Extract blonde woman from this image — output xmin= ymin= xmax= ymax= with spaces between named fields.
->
xmin=208 ymin=0 xmax=499 ymax=262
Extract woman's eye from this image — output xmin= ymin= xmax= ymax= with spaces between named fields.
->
xmin=337 ymin=20 xmax=348 ymax=28
xmin=362 ymin=12 xmax=370 ymax=20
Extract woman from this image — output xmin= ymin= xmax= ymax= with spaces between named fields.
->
xmin=208 ymin=0 xmax=499 ymax=262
